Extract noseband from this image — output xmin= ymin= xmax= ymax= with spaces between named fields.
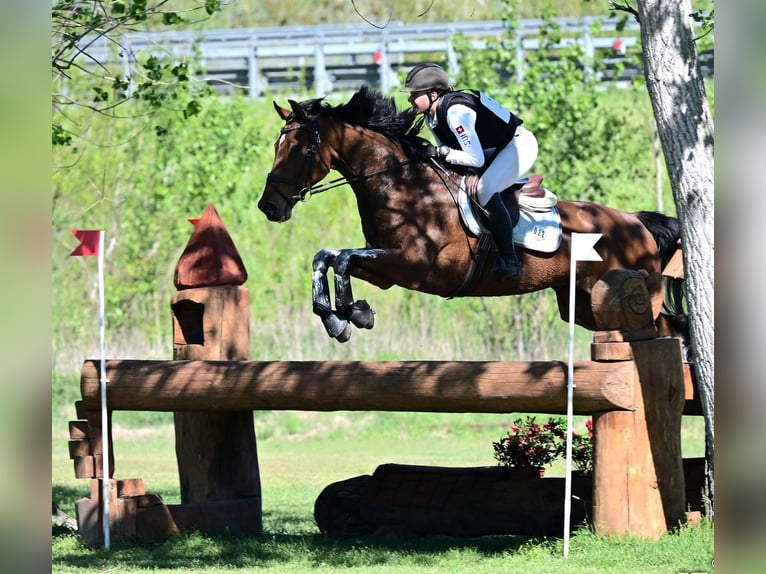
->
xmin=265 ymin=119 xmax=330 ymax=204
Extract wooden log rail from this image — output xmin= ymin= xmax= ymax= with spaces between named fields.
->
xmin=80 ymin=359 xmax=637 ymax=415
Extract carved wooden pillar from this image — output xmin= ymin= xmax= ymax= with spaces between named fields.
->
xmin=589 ymin=269 xmax=686 ymax=539
xmin=171 ymin=204 xmax=262 ymax=536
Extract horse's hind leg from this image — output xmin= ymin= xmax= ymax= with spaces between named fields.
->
xmin=312 ymin=249 xmax=352 ymax=342
xmin=333 ymin=251 xmax=375 ymax=330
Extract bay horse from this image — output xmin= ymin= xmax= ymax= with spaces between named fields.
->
xmin=258 ymin=86 xmax=686 ymax=344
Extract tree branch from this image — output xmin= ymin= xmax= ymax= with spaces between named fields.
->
xmin=608 ymin=1 xmax=640 ymax=23
xmin=351 ymin=0 xmax=393 ymax=29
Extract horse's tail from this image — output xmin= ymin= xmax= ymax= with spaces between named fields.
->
xmin=634 ymin=211 xmax=685 ymax=316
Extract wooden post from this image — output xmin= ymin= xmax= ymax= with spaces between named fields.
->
xmin=591 ymin=338 xmax=686 ymax=538
xmin=171 ymin=204 xmax=262 ymax=537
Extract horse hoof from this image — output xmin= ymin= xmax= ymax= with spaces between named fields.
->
xmin=349 ymin=300 xmax=375 ymax=329
xmin=335 ymin=323 xmax=352 ymax=343
xmin=322 ymin=313 xmax=349 ymax=340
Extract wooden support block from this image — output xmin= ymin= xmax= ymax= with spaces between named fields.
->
xmin=591 ymin=341 xmax=633 ymax=361
xmin=136 ymin=501 xmax=181 ymax=544
xmin=78 ymin=409 xmax=114 ymax=477
xmin=593 ymin=327 xmax=657 ymax=343
xmin=69 ymin=420 xmax=89 ymax=440
xmin=73 ymin=455 xmax=102 ymax=479
xmin=86 ymin=478 xmax=146 ymax=501
xmin=75 ymin=400 xmax=87 ymax=419
xmin=111 ymin=495 xmax=137 ymax=542
xmin=75 ymin=496 xmax=101 ymax=548
xmin=117 ymin=478 xmax=146 ymax=498
xmin=68 ymin=439 xmax=90 ymax=459
xmin=682 ymin=363 xmax=703 ymax=416
xmin=89 ymin=478 xmax=102 ymax=500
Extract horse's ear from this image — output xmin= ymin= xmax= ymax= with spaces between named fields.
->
xmin=273 ymin=101 xmax=291 ymax=121
xmin=288 ymin=99 xmax=308 ymax=122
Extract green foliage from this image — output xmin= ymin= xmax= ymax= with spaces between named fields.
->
xmin=51 ymin=0 xmax=224 ymax=146
xmin=52 ymin=90 xmax=274 ymax=354
xmin=453 ymin=0 xmax=662 ymax=209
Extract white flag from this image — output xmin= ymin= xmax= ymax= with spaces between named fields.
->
xmin=571 ymin=232 xmax=603 ymax=262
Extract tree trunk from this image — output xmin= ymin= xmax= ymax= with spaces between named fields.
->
xmin=636 ymin=0 xmax=715 ymax=516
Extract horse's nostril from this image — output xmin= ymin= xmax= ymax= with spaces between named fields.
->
xmin=259 ymin=201 xmax=285 ymax=222
xmin=258 ymin=200 xmax=275 ymax=217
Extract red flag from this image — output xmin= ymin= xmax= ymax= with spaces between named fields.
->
xmin=70 ymin=230 xmax=102 ymax=257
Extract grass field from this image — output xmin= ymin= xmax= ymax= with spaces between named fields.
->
xmin=52 ymin=410 xmax=713 ymax=573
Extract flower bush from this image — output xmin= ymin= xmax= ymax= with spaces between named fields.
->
xmin=493 ymin=416 xmax=594 ymax=473
xmin=570 ymin=419 xmax=594 ymax=475
xmin=493 ymin=416 xmax=566 ymax=469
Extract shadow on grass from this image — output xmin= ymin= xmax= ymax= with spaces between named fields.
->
xmin=53 ymin=509 xmax=536 ymax=570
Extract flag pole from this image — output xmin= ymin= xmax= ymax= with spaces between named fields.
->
xmin=97 ymin=230 xmax=110 ymax=550
xmin=563 ymin=237 xmax=577 ymax=558
xmin=563 ymin=233 xmax=602 ymax=558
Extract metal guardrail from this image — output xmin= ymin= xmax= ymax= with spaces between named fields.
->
xmin=83 ymin=17 xmax=711 ymax=98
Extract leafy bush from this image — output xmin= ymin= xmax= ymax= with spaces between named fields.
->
xmin=492 ymin=416 xmax=594 ymax=472
xmin=571 ymin=418 xmax=594 ymax=474
xmin=493 ymin=416 xmax=566 ymax=469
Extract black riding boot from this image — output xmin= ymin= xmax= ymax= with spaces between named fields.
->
xmin=484 ymin=194 xmax=522 ymax=279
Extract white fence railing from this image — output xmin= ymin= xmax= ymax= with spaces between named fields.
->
xmin=82 ymin=17 xmax=712 ymax=98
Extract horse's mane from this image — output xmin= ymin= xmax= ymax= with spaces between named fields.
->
xmin=297 ymin=86 xmax=432 ymax=159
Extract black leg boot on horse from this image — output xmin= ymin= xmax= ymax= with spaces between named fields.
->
xmin=484 ymin=193 xmax=522 ymax=280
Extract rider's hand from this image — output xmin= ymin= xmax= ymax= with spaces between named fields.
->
xmin=424 ymin=144 xmax=451 ymax=159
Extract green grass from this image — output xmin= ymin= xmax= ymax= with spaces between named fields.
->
xmin=52 ymin=409 xmax=712 ymax=573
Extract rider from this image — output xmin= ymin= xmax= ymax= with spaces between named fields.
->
xmin=402 ymin=63 xmax=538 ymax=279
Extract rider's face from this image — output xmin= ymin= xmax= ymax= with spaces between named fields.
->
xmin=408 ymin=90 xmax=434 ymax=115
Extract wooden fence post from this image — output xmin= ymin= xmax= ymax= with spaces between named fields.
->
xmin=170 ymin=204 xmax=262 ymax=536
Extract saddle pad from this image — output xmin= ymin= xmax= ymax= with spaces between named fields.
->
xmin=457 ymin=186 xmax=563 ymax=253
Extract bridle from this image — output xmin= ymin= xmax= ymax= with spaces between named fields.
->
xmin=264 ymin=118 xmax=331 ymax=205
xmin=265 ymin=116 xmax=419 ymax=204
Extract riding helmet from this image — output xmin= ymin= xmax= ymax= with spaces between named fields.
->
xmin=402 ymin=63 xmax=450 ymax=93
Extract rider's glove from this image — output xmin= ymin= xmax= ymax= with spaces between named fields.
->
xmin=424 ymin=144 xmax=451 ymax=159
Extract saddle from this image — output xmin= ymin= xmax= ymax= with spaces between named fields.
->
xmin=451 ymin=174 xmax=562 ymax=298
xmin=458 ymin=174 xmax=561 ymax=252
xmin=464 ymin=173 xmax=557 ymax=218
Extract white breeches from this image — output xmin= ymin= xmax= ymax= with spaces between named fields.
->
xmin=476 ymin=126 xmax=539 ymax=207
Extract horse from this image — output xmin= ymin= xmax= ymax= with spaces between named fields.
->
xmin=258 ymin=86 xmax=687 ymax=345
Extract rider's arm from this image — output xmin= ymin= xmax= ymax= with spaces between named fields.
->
xmin=440 ymin=104 xmax=485 ymax=168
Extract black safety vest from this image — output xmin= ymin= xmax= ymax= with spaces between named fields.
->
xmin=433 ymin=90 xmax=522 ymax=152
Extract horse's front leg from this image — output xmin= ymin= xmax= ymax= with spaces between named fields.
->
xmin=333 ymin=250 xmax=375 ymax=331
xmin=312 ymin=249 xmax=353 ymax=342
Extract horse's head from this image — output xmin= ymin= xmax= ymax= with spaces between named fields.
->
xmin=258 ymin=100 xmax=333 ymax=222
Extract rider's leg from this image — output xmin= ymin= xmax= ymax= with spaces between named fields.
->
xmin=483 ymin=193 xmax=522 ymax=279
xmin=477 ymin=127 xmax=538 ymax=280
